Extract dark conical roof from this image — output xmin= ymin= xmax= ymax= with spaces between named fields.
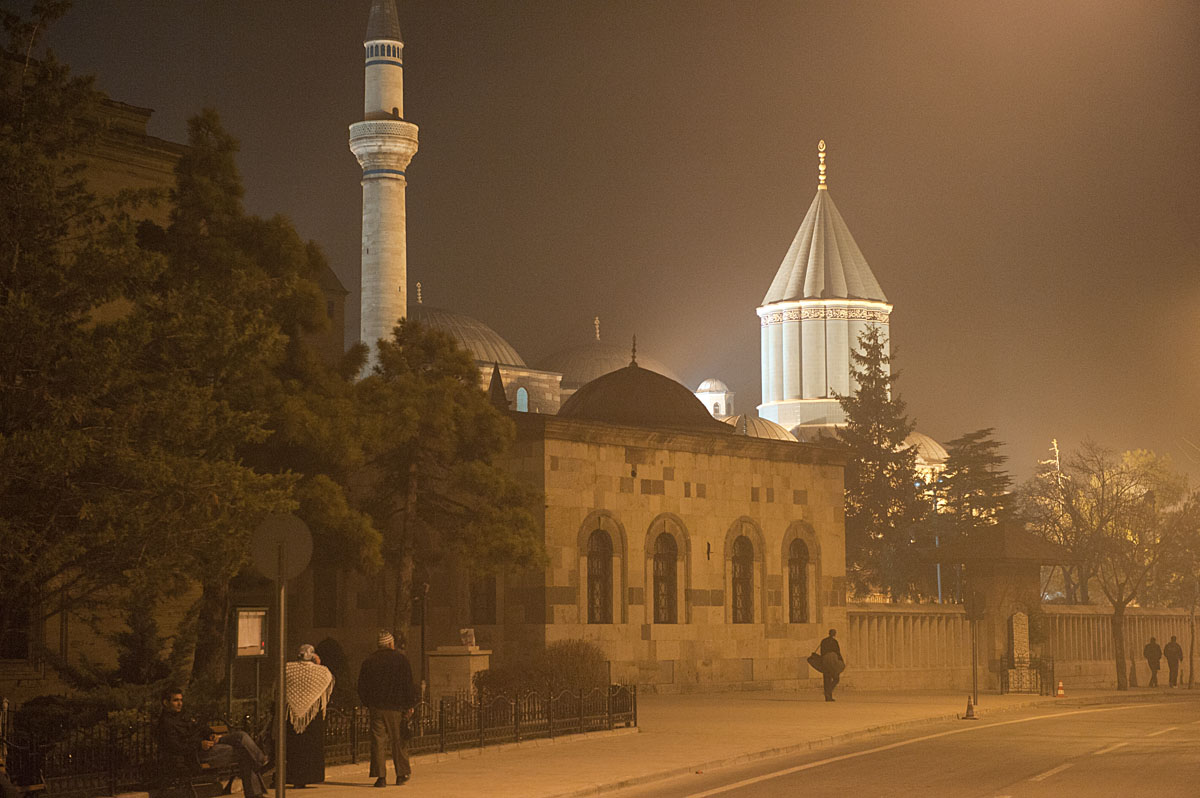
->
xmin=558 ymin=364 xmax=731 ymax=433
xmin=365 ymin=0 xmax=402 ymax=42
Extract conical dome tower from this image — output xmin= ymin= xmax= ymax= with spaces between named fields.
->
xmin=757 ymin=141 xmax=892 ymax=431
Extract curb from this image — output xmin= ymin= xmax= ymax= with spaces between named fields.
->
xmin=543 ymin=690 xmax=1194 ymax=798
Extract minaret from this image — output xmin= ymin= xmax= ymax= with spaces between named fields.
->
xmin=757 ymin=141 xmax=893 ymax=432
xmin=350 ymin=0 xmax=419 ymax=372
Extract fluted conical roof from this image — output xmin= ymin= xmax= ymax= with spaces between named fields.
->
xmin=761 ymin=189 xmax=887 ymax=305
xmin=365 ymin=0 xmax=402 ymax=42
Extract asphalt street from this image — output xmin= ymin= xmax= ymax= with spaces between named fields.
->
xmin=610 ymin=697 xmax=1200 ymax=798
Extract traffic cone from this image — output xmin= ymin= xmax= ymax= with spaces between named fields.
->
xmin=961 ymin=695 xmax=978 ymax=720
xmin=1056 ymin=680 xmax=1066 ymax=697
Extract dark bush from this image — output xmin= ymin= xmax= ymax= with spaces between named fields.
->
xmin=473 ymin=639 xmax=609 ymax=695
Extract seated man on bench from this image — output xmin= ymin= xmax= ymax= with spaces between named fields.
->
xmin=156 ymin=687 xmax=269 ymax=798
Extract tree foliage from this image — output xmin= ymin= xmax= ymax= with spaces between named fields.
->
xmin=939 ymin=428 xmax=1012 ymax=536
xmin=357 ymin=320 xmax=546 ymax=634
xmin=836 ymin=326 xmax=925 ymax=598
xmin=0 ymin=5 xmax=286 ymax=661
xmin=1020 ymin=441 xmax=1191 ymax=688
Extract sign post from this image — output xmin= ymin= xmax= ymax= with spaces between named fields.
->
xmin=251 ymin=515 xmax=312 ymax=798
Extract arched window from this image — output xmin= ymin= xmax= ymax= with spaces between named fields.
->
xmin=516 ymin=387 xmax=529 ymax=413
xmin=731 ymin=535 xmax=754 ymax=623
xmin=653 ymin=533 xmax=678 ymax=624
xmin=713 ymin=402 xmax=720 ymax=415
xmin=587 ymin=530 xmax=613 ymax=623
xmin=788 ymin=539 xmax=810 ymax=623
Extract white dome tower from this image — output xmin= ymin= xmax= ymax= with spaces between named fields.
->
xmin=757 ymin=141 xmax=892 ymax=431
xmin=350 ymin=0 xmax=419 ymax=372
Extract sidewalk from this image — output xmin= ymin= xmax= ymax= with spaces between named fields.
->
xmin=301 ymin=687 xmax=1187 ymax=798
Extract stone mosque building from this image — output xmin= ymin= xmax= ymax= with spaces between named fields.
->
xmin=323 ymin=0 xmax=949 ymax=692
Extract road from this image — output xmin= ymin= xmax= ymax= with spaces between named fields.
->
xmin=611 ymin=697 xmax=1200 ymax=797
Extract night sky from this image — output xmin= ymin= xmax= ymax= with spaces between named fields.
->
xmin=44 ymin=1 xmax=1200 ymax=482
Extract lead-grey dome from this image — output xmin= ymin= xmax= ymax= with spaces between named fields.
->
xmin=407 ymin=305 xmax=526 ymax=367
xmin=535 ymin=339 xmax=679 ymax=390
xmin=722 ymin=415 xmax=797 ymax=442
xmin=761 ymin=189 xmax=887 ymax=304
xmin=558 ymin=363 xmax=730 ymax=433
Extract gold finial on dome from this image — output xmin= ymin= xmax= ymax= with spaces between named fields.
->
xmin=415 ymin=281 xmax=423 ymax=304
xmin=594 ymin=316 xmax=600 ymax=341
xmin=630 ymin=335 xmax=638 ymax=367
xmin=817 ymin=140 xmax=827 ymax=190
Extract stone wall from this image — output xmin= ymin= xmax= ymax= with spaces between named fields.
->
xmin=842 ymin=604 xmax=976 ymax=691
xmin=1044 ymin=605 xmax=1192 ymax=688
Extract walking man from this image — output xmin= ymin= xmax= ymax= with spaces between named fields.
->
xmin=358 ymin=631 xmax=418 ymax=787
xmin=819 ymin=628 xmax=846 ymax=702
xmin=1143 ymin=636 xmax=1163 ymax=687
xmin=1164 ymin=635 xmax=1184 ymax=688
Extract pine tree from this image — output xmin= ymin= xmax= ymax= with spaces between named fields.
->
xmin=940 ymin=428 xmax=1012 ymax=537
xmin=836 ymin=326 xmax=924 ymax=598
xmin=357 ymin=319 xmax=546 ymax=635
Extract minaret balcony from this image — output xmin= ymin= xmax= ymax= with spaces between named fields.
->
xmin=349 ymin=119 xmax=419 ymax=169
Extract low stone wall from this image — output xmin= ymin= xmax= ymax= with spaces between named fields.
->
xmin=842 ymin=604 xmax=975 ymax=691
xmin=1044 ymin=605 xmax=1192 ymax=688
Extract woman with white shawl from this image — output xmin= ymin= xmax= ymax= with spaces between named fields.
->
xmin=284 ymin=644 xmax=334 ymax=788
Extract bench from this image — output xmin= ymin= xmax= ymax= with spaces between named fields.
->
xmin=152 ymin=724 xmax=236 ymax=798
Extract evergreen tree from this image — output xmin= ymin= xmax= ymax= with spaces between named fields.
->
xmin=836 ymin=326 xmax=924 ymax=598
xmin=0 ymin=6 xmax=289 ymax=670
xmin=940 ymin=428 xmax=1012 ymax=537
xmin=148 ymin=110 xmax=380 ymax=686
xmin=357 ymin=320 xmax=546 ymax=635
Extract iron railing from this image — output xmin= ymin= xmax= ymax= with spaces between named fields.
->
xmin=0 ymin=685 xmax=637 ymax=797
xmin=324 ymin=684 xmax=637 ymax=763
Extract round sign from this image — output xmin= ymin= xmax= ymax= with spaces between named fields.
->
xmin=250 ymin=514 xmax=313 ymax=581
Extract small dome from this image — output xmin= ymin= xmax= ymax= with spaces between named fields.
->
xmin=904 ymin=431 xmax=948 ymax=465
xmin=534 ymin=339 xmax=679 ymax=389
xmin=407 ymin=305 xmax=526 ymax=367
xmin=696 ymin=378 xmax=730 ymax=393
xmin=558 ymin=364 xmax=731 ymax=433
xmin=722 ymin=415 xmax=797 ymax=442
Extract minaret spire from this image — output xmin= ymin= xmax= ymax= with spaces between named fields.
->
xmin=351 ymin=0 xmax=419 ymax=374
xmin=817 ymin=139 xmax=827 ymax=190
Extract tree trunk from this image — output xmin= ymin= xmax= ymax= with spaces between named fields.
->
xmin=1078 ymin=568 xmax=1090 ymax=604
xmin=1189 ymin=602 xmax=1196 ymax=690
xmin=190 ymin=578 xmax=230 ymax=689
xmin=1111 ymin=605 xmax=1128 ymax=690
xmin=389 ymin=461 xmax=418 ymax=646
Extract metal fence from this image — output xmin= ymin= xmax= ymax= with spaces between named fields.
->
xmin=325 ymin=684 xmax=638 ymax=763
xmin=0 ymin=685 xmax=637 ymax=797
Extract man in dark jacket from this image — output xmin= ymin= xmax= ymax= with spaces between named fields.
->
xmin=819 ymin=629 xmax=846 ymax=702
xmin=1164 ymin=635 xmax=1184 ymax=687
xmin=1143 ymin=637 xmax=1163 ymax=687
xmin=156 ymin=687 xmax=267 ymax=797
xmin=358 ymin=631 xmax=418 ymax=787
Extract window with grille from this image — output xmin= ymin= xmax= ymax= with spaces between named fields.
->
xmin=587 ymin=530 xmax=613 ymax=623
xmin=731 ymin=535 xmax=754 ymax=624
xmin=788 ymin=539 xmax=810 ymax=623
xmin=0 ymin=593 xmax=32 ymax=660
xmin=470 ymin=573 xmax=497 ymax=625
xmin=653 ymin=533 xmax=678 ymax=624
